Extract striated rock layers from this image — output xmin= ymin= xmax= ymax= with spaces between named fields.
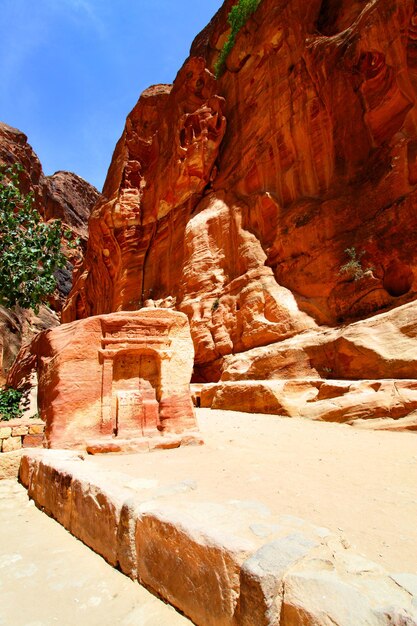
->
xmin=0 ymin=122 xmax=100 ymax=382
xmin=62 ymin=0 xmax=417 ymax=425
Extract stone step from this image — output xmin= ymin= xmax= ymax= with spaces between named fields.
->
xmin=85 ymin=431 xmax=203 ymax=454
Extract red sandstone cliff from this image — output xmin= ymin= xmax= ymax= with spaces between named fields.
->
xmin=63 ymin=0 xmax=417 ymax=393
xmin=0 ymin=122 xmax=100 ymax=382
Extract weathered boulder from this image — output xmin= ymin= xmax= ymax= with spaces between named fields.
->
xmin=221 ymin=300 xmax=417 ymax=381
xmin=199 ymin=379 xmax=417 ymax=428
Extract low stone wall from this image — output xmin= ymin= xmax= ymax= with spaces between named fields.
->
xmin=0 ymin=419 xmax=44 ymax=453
xmin=19 ymin=449 xmax=417 ymax=626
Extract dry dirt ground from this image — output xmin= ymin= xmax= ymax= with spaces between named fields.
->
xmin=0 ymin=480 xmax=190 ymax=626
xmin=91 ymin=408 xmax=417 ymax=575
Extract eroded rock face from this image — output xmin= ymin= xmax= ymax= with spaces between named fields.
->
xmin=0 ymin=122 xmax=98 ymax=250
xmin=63 ymin=59 xmax=227 ymax=321
xmin=62 ymin=0 xmax=417 ymax=391
xmin=220 ymin=300 xmax=417 ymax=382
xmin=0 ymin=122 xmax=100 ymax=381
xmin=7 ymin=309 xmax=197 ymax=449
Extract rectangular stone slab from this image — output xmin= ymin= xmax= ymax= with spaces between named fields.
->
xmin=19 ymin=450 xmax=417 ymax=626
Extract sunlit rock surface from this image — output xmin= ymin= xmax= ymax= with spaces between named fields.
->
xmin=62 ymin=0 xmax=417 ymax=423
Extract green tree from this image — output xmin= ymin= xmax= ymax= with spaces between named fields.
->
xmin=0 ymin=163 xmax=68 ymax=311
xmin=0 ymin=387 xmax=23 ymax=421
xmin=215 ymin=0 xmax=262 ymax=78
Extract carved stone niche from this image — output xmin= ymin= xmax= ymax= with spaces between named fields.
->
xmin=11 ymin=309 xmax=200 ymax=452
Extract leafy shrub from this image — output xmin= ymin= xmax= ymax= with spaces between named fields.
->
xmin=0 ymin=387 xmax=23 ymax=421
xmin=215 ymin=0 xmax=262 ymax=78
xmin=0 ymin=164 xmax=71 ymax=311
xmin=339 ymin=247 xmax=373 ymax=281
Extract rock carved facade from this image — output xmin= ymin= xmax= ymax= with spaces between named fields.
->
xmin=8 ymin=309 xmax=198 ymax=450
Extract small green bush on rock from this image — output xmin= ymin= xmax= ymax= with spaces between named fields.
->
xmin=215 ymin=0 xmax=262 ymax=78
xmin=339 ymin=247 xmax=373 ymax=281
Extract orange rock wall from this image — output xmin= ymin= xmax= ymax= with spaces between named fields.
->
xmin=64 ymin=0 xmax=417 ymax=382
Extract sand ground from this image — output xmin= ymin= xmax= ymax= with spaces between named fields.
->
xmin=0 ymin=480 xmax=190 ymax=626
xmin=1 ymin=407 xmax=415 ymax=625
xmin=90 ymin=408 xmax=417 ymax=574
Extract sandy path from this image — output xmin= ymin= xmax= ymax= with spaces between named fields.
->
xmin=91 ymin=408 xmax=417 ymax=574
xmin=0 ymin=480 xmax=190 ymax=626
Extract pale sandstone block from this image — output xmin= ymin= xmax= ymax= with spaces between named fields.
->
xmin=281 ymin=549 xmax=417 ymax=625
xmin=0 ymin=450 xmax=24 ymax=480
xmin=12 ymin=425 xmax=28 ymax=436
xmin=28 ymin=424 xmax=45 ymax=435
xmin=0 ymin=427 xmax=12 ymax=439
xmin=2 ymin=436 xmax=22 ymax=452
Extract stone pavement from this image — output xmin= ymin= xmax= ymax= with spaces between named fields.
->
xmin=0 ymin=479 xmax=190 ymax=626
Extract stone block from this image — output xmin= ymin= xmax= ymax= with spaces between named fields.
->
xmin=27 ymin=457 xmax=73 ymax=529
xmin=28 ymin=424 xmax=45 ymax=435
xmin=236 ymin=533 xmax=319 ymax=626
xmin=2 ymin=436 xmax=22 ymax=452
xmin=70 ymin=470 xmax=131 ymax=567
xmin=12 ymin=425 xmax=28 ymax=436
xmin=22 ymin=434 xmax=44 ymax=448
xmin=0 ymin=426 xmax=12 ymax=439
xmin=281 ymin=549 xmax=417 ymax=625
xmin=0 ymin=450 xmax=24 ymax=480
xmin=136 ymin=502 xmax=255 ymax=626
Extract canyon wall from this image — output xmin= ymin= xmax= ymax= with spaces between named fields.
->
xmin=63 ymin=0 xmax=417 ymax=386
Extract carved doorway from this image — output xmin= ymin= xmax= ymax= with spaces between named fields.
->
xmin=112 ymin=351 xmax=160 ymax=437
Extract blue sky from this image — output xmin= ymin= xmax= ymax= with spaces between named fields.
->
xmin=0 ymin=0 xmax=223 ymax=190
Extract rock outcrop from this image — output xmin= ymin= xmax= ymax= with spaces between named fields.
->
xmin=62 ymin=0 xmax=417 ymax=398
xmin=0 ymin=122 xmax=98 ymax=252
xmin=0 ymin=122 xmax=100 ymax=382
